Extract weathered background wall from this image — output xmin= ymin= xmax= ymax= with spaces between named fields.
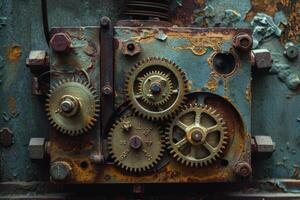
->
xmin=0 ymin=0 xmax=300 ymax=199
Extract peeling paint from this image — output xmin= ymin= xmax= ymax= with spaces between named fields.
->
xmin=270 ymin=62 xmax=300 ymax=90
xmin=251 ymin=13 xmax=283 ymax=48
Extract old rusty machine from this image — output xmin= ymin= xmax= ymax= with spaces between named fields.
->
xmin=2 ymin=0 xmax=300 ymax=199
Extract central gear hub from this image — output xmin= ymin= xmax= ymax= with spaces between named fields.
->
xmin=129 ymin=135 xmax=143 ymax=150
xmin=126 ymin=57 xmax=188 ymax=121
xmin=190 ymin=130 xmax=203 ymax=143
xmin=167 ymin=104 xmax=228 ymax=167
xmin=46 ymin=79 xmax=100 ymax=135
xmin=150 ymin=82 xmax=162 ymax=94
xmin=108 ymin=115 xmax=165 ymax=172
xmin=59 ymin=95 xmax=80 ymax=117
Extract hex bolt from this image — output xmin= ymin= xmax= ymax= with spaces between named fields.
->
xmin=233 ymin=33 xmax=253 ymax=51
xmin=50 ymin=33 xmax=71 ymax=52
xmin=102 ymin=85 xmax=112 ymax=95
xmin=129 ymin=135 xmax=143 ymax=150
xmin=234 ymin=162 xmax=252 ymax=178
xmin=28 ymin=138 xmax=47 ymax=160
xmin=50 ymin=161 xmax=72 ymax=181
xmin=284 ymin=42 xmax=298 ymax=60
xmin=100 ymin=16 xmax=110 ymax=27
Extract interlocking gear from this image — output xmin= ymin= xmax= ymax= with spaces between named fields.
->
xmin=125 ymin=57 xmax=188 ymax=121
xmin=167 ymin=104 xmax=228 ymax=167
xmin=46 ymin=79 xmax=99 ymax=135
xmin=108 ymin=115 xmax=165 ymax=172
xmin=138 ymin=70 xmax=173 ymax=106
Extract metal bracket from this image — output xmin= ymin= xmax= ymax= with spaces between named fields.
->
xmin=100 ymin=16 xmax=114 ymax=132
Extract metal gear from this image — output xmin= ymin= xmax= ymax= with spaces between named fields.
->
xmin=125 ymin=57 xmax=188 ymax=121
xmin=167 ymin=104 xmax=228 ymax=167
xmin=46 ymin=79 xmax=99 ymax=136
xmin=108 ymin=115 xmax=165 ymax=172
xmin=138 ymin=70 xmax=173 ymax=106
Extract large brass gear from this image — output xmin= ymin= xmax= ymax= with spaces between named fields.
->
xmin=167 ymin=104 xmax=228 ymax=167
xmin=46 ymin=79 xmax=99 ymax=136
xmin=108 ymin=115 xmax=165 ymax=173
xmin=125 ymin=57 xmax=188 ymax=121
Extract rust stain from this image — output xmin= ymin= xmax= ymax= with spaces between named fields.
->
xmin=8 ymin=96 xmax=17 ymax=117
xmin=245 ymin=82 xmax=252 ymax=104
xmin=7 ymin=46 xmax=22 ymax=62
xmin=282 ymin=1 xmax=300 ymax=43
xmin=205 ymin=77 xmax=218 ymax=91
xmin=247 ymin=0 xmax=300 ymax=43
xmin=246 ymin=0 xmax=281 ymax=21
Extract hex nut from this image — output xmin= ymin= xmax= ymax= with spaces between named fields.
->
xmin=233 ymin=33 xmax=253 ymax=51
xmin=26 ymin=50 xmax=50 ymax=74
xmin=50 ymin=161 xmax=72 ymax=181
xmin=251 ymin=49 xmax=272 ymax=69
xmin=28 ymin=138 xmax=46 ymax=159
xmin=122 ymin=40 xmax=142 ymax=56
xmin=50 ymin=33 xmax=71 ymax=52
xmin=252 ymin=135 xmax=276 ymax=156
xmin=284 ymin=42 xmax=298 ymax=60
xmin=0 ymin=128 xmax=13 ymax=147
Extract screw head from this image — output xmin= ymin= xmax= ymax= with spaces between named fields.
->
xmin=50 ymin=33 xmax=71 ymax=52
xmin=129 ymin=135 xmax=143 ymax=150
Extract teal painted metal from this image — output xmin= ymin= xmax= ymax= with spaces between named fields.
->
xmin=0 ymin=0 xmax=300 ymax=197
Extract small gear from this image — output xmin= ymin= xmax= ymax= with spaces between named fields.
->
xmin=46 ymin=79 xmax=99 ymax=136
xmin=167 ymin=104 xmax=228 ymax=167
xmin=108 ymin=115 xmax=165 ymax=172
xmin=138 ymin=70 xmax=173 ymax=106
xmin=125 ymin=57 xmax=188 ymax=121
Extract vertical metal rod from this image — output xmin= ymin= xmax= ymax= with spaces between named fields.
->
xmin=41 ymin=0 xmax=50 ymax=45
xmin=100 ymin=16 xmax=114 ymax=133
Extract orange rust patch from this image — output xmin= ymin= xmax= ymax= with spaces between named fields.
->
xmin=205 ymin=77 xmax=218 ymax=91
xmin=8 ymin=96 xmax=17 ymax=116
xmin=245 ymin=0 xmax=281 ymax=21
xmin=7 ymin=46 xmax=22 ymax=62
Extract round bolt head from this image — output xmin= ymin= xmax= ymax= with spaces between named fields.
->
xmin=191 ymin=130 xmax=203 ymax=142
xmin=129 ymin=135 xmax=143 ymax=150
xmin=100 ymin=16 xmax=110 ymax=27
xmin=50 ymin=161 xmax=72 ymax=181
xmin=284 ymin=42 xmax=298 ymax=60
xmin=234 ymin=162 xmax=252 ymax=178
xmin=50 ymin=33 xmax=71 ymax=52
